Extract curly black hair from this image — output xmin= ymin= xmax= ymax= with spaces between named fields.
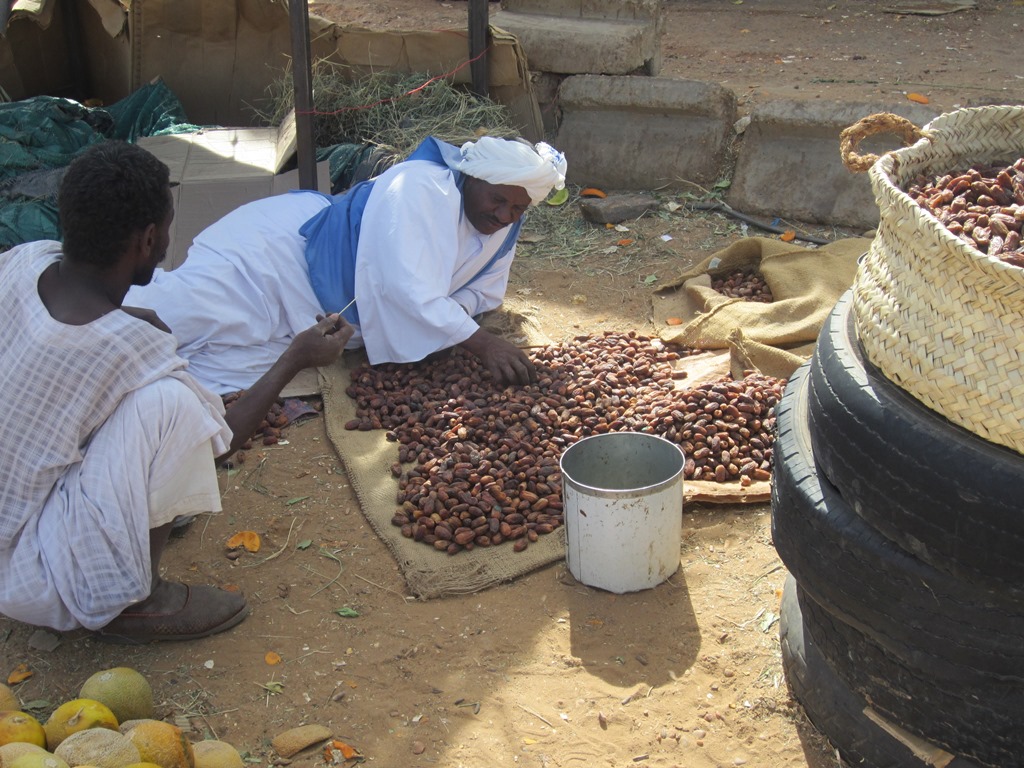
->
xmin=58 ymin=140 xmax=172 ymax=268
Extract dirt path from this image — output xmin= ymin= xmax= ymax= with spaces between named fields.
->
xmin=310 ymin=0 xmax=1024 ymax=117
xmin=2 ymin=214 xmax=839 ymax=768
xmin=2 ymin=208 xmax=842 ymax=768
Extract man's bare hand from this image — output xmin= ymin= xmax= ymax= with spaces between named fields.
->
xmin=286 ymin=314 xmax=354 ymax=369
xmin=217 ymin=314 xmax=353 ymax=464
xmin=459 ymin=328 xmax=537 ymax=386
xmin=121 ymin=305 xmax=171 ymax=334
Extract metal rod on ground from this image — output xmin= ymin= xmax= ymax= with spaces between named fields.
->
xmin=468 ymin=0 xmax=489 ymax=98
xmin=289 ymin=0 xmax=318 ymax=190
xmin=689 ymin=201 xmax=833 ymax=245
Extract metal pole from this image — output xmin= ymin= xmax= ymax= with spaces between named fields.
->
xmin=468 ymin=0 xmax=489 ymax=98
xmin=289 ymin=0 xmax=317 ymax=189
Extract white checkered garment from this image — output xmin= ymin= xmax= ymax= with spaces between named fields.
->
xmin=0 ymin=242 xmax=231 ymax=629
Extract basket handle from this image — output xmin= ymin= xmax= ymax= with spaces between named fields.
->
xmin=840 ymin=113 xmax=925 ymax=172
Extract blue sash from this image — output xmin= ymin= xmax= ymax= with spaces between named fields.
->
xmin=300 ymin=137 xmax=523 ymax=325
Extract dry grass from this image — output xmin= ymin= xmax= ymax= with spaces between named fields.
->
xmin=251 ymin=59 xmax=519 ymax=158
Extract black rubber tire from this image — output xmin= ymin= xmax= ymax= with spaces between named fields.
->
xmin=797 ymin=582 xmax=1024 ymax=766
xmin=807 ymin=290 xmax=1024 ymax=595
xmin=771 ymin=362 xmax=1024 ymax=684
xmin=780 ymin=574 xmax=980 ymax=768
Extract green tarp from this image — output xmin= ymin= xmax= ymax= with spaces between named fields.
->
xmin=0 ymin=79 xmax=196 ymax=250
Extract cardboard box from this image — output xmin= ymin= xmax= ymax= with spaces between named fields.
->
xmin=1 ymin=1 xmax=541 ymax=136
xmin=138 ymin=110 xmax=330 ymax=270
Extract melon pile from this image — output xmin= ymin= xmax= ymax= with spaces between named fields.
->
xmin=0 ymin=669 xmax=243 ymax=768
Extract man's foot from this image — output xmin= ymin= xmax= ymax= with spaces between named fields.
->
xmin=95 ymin=581 xmax=249 ymax=644
xmin=169 ymin=514 xmax=197 ymax=538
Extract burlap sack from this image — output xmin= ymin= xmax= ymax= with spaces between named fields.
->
xmin=654 ymin=236 xmax=869 ymax=378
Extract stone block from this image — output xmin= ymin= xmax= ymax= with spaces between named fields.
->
xmin=491 ymin=12 xmax=659 ymax=75
xmin=579 ymin=193 xmax=660 ymax=224
xmin=554 ymin=76 xmax=736 ymax=190
xmin=726 ymin=99 xmax=939 ymax=229
xmin=501 ymin=0 xmax=662 ymax=21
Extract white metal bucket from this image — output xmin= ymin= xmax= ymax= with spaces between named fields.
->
xmin=559 ymin=432 xmax=685 ymax=593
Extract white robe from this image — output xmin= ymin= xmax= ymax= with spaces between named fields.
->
xmin=126 ymin=159 xmax=516 ymax=394
xmin=353 ymin=158 xmax=514 ymax=364
xmin=0 ymin=243 xmax=231 ymax=631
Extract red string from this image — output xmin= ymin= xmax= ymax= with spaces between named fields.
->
xmin=296 ymin=45 xmax=493 ymax=117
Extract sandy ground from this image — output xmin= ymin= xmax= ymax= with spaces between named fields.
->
xmin=3 ymin=2 xmax=1021 ymax=767
xmin=3 ymin=210 xmax=845 ymax=768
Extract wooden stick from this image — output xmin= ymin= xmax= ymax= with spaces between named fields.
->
xmin=517 ymin=703 xmax=554 ymax=727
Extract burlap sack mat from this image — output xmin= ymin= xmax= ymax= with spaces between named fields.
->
xmin=654 ymin=236 xmax=870 ymax=378
xmin=317 ymin=306 xmax=564 ymax=600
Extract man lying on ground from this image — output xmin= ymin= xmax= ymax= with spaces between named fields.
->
xmin=0 ymin=140 xmax=352 ymax=643
xmin=126 ymin=135 xmax=567 ymax=393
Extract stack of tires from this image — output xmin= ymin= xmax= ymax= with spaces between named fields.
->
xmin=771 ymin=291 xmax=1024 ymax=768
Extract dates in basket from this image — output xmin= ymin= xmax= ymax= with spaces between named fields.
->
xmin=907 ymin=157 xmax=1024 ymax=267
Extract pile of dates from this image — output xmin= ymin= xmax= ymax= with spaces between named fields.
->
xmin=345 ymin=332 xmax=785 ymax=556
xmin=907 ymin=157 xmax=1024 ymax=266
xmin=711 ymin=269 xmax=774 ymax=302
xmin=220 ymin=393 xmax=294 ymax=467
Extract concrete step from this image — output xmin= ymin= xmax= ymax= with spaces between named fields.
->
xmin=553 ymin=72 xmax=942 ymax=229
xmin=491 ymin=10 xmax=661 ymax=75
xmin=555 ymin=76 xmax=736 ymax=191
xmin=726 ymin=99 xmax=939 ymax=229
xmin=500 ymin=0 xmax=661 ymax=21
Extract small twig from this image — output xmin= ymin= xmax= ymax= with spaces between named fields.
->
xmin=752 ymin=563 xmax=785 ymax=587
xmin=198 ymin=713 xmax=220 ymax=740
xmin=286 ymin=649 xmax=329 ymax=664
xmin=310 ymin=548 xmax=346 ymax=596
xmin=240 ymin=456 xmax=272 ymax=497
xmin=175 ymin=678 xmax=225 ymax=739
xmin=200 ymin=513 xmax=213 ymax=549
xmin=242 ymin=517 xmax=300 ymax=568
xmin=354 ymin=573 xmax=407 ymax=600
xmin=517 ymin=703 xmax=554 ymax=727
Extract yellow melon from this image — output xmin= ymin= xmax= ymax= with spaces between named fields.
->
xmin=0 ymin=742 xmax=48 ymax=768
xmin=190 ymin=741 xmax=242 ymax=768
xmin=0 ymin=687 xmax=18 ymax=713
xmin=0 ymin=712 xmax=46 ymax=749
xmin=123 ymin=721 xmax=193 ymax=768
xmin=8 ymin=752 xmax=69 ymax=768
xmin=116 ymin=723 xmax=147 ymax=737
xmin=44 ymin=700 xmax=118 ymax=751
xmin=53 ymin=729 xmax=139 ymax=768
xmin=79 ymin=670 xmax=153 ymax=725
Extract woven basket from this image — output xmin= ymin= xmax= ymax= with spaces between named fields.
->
xmin=844 ymin=105 xmax=1024 ymax=455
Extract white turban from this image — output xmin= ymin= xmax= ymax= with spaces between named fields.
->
xmin=450 ymin=136 xmax=568 ymax=205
